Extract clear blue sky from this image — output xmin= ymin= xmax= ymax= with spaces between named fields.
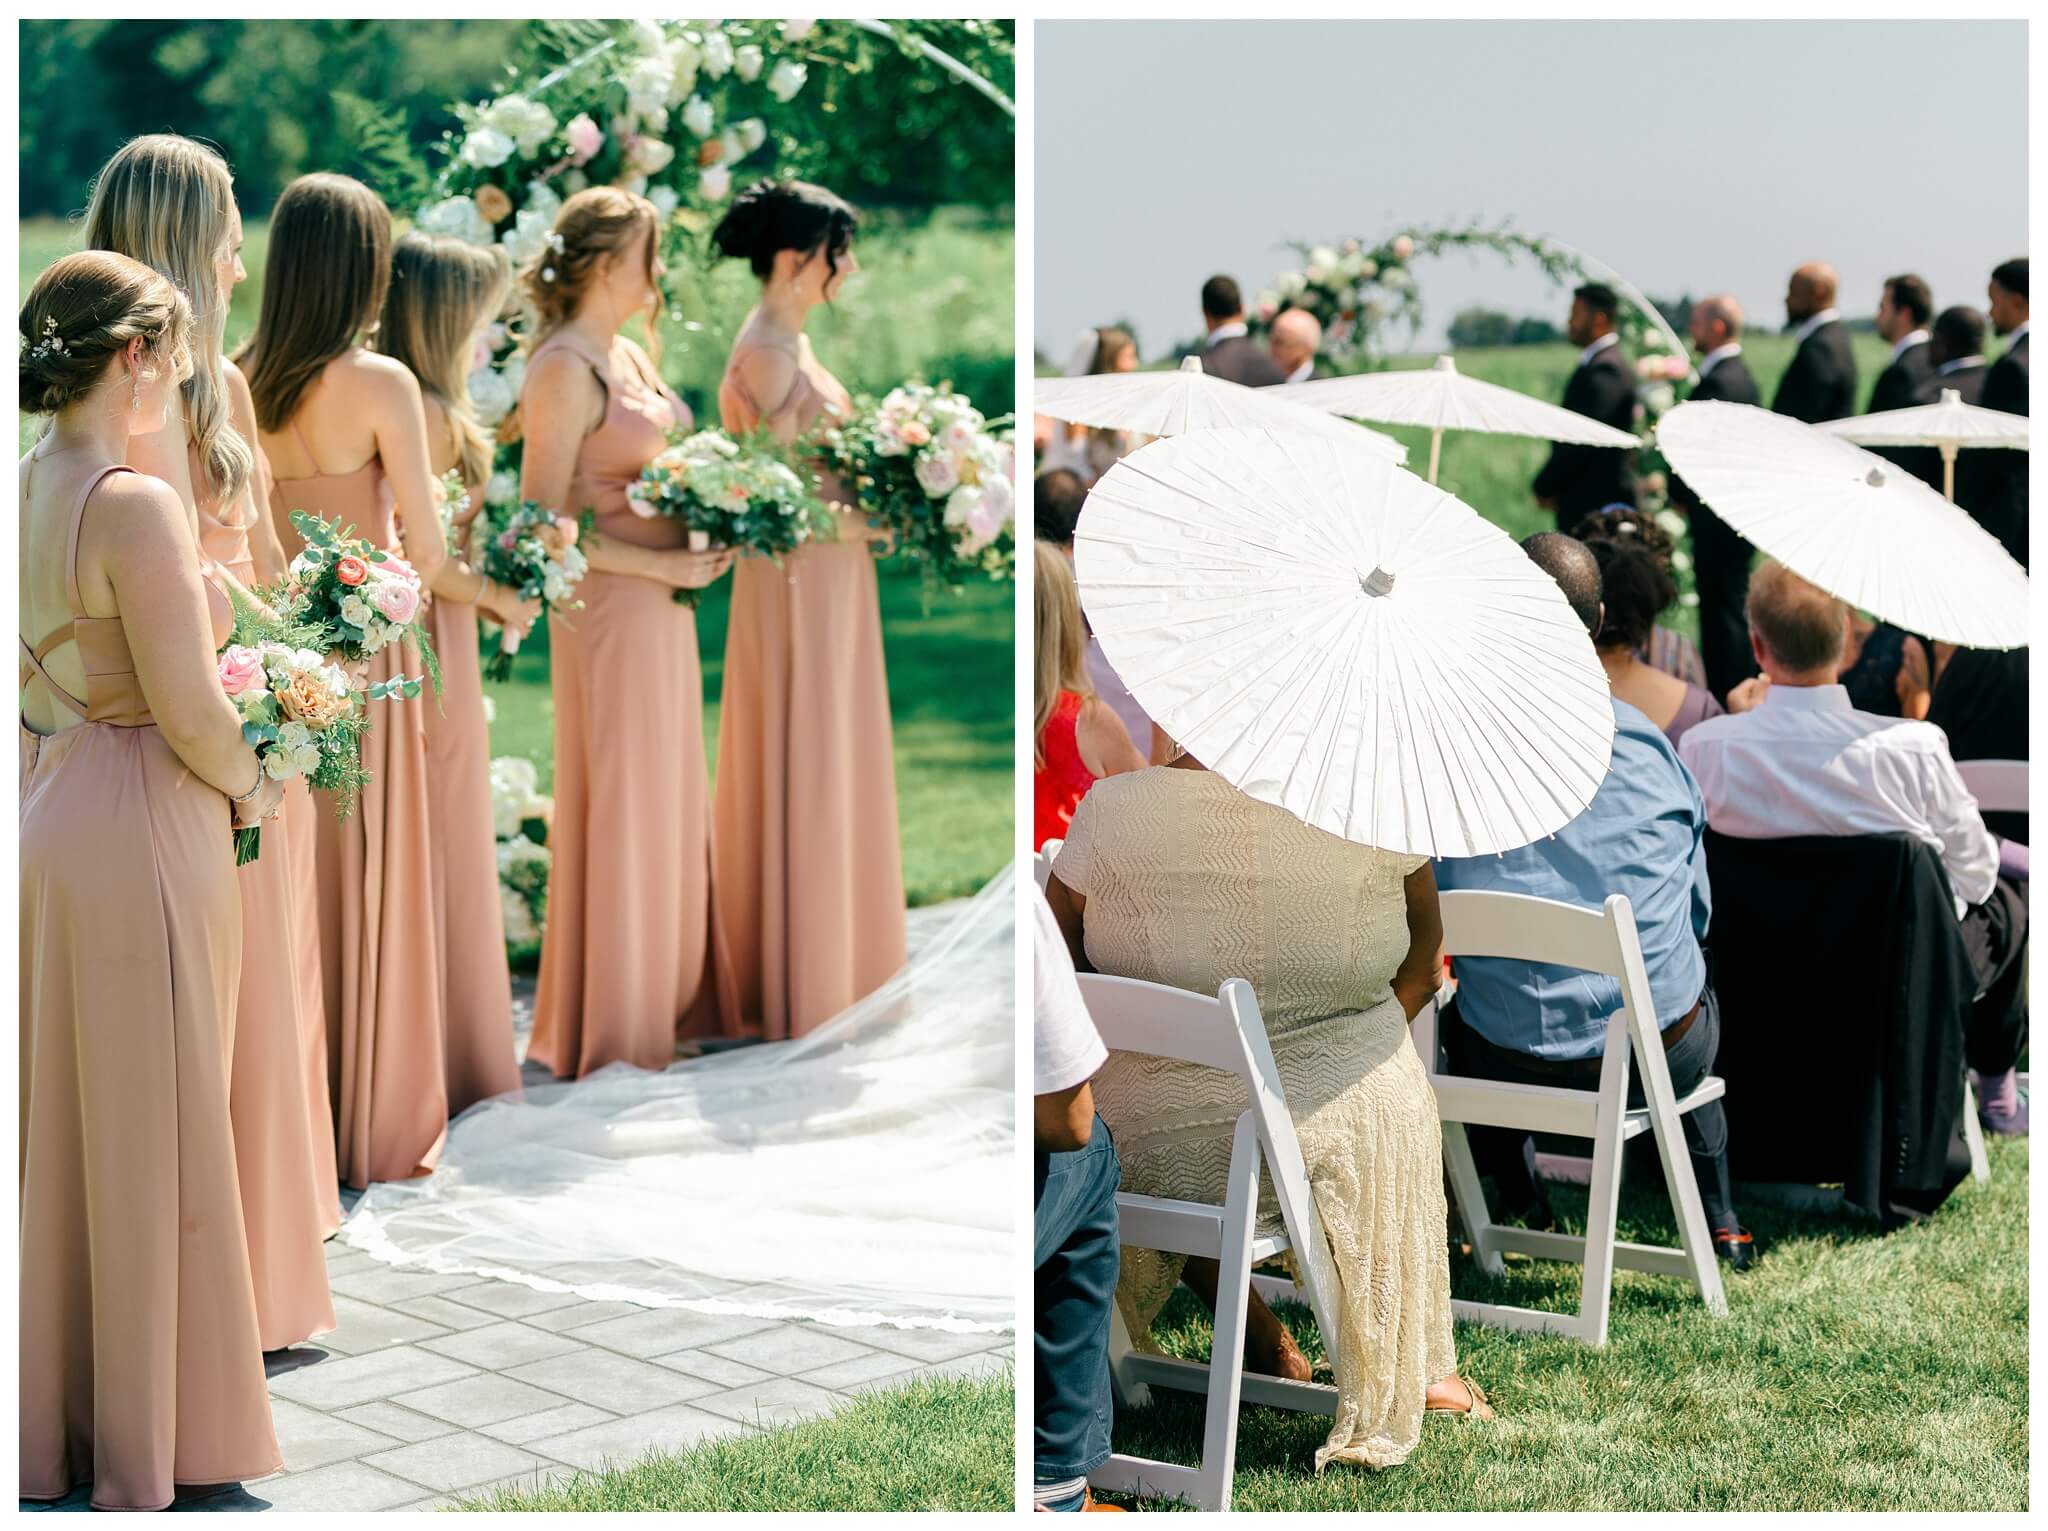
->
xmin=1036 ymin=19 xmax=2028 ymax=361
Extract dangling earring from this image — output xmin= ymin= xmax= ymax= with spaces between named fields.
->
xmin=130 ymin=372 xmax=141 ymax=413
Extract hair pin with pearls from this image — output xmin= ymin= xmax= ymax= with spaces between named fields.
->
xmin=27 ymin=315 xmax=66 ymax=362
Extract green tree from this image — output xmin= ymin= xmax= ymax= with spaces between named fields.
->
xmin=1447 ymin=306 xmax=1516 ymax=349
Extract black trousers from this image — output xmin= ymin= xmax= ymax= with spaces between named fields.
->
xmin=1034 ymin=1114 xmax=1120 ymax=1485
xmin=1439 ymin=988 xmax=1737 ymax=1230
xmin=1959 ymin=874 xmax=2029 ymax=1076
xmin=1690 ymin=505 xmax=1757 ymax=704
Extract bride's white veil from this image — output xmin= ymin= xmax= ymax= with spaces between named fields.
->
xmin=344 ymin=866 xmax=1017 ymax=1333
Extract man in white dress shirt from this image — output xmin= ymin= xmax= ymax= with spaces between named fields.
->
xmin=1680 ymin=562 xmax=2029 ymax=1135
xmin=1269 ymin=307 xmax=1323 ymax=385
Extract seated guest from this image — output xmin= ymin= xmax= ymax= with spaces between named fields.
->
xmin=1839 ymin=614 xmax=1932 ymax=720
xmin=1928 ymin=645 xmax=2030 ymax=848
xmin=1044 ymin=746 xmax=1491 ymax=1473
xmin=1434 ymin=533 xmax=1754 ymax=1269
xmin=1574 ymin=508 xmax=1724 ymax=745
xmin=1035 ymin=542 xmax=1144 ymax=851
xmin=1270 ymin=307 xmax=1324 ymax=384
xmin=1680 ymin=562 xmax=2028 ymax=1136
xmin=1037 ymin=471 xmax=1156 ymax=763
xmin=1033 ymin=884 xmax=1124 ymax=1515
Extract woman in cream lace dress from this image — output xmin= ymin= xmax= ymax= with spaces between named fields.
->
xmin=1044 ymin=757 xmax=1489 ymax=1472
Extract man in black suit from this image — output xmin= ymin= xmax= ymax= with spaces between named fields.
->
xmin=1268 ymin=307 xmax=1325 ymax=385
xmin=1531 ymin=282 xmax=1637 ymax=527
xmin=1669 ymin=294 xmax=1764 ymax=702
xmin=1772 ymin=261 xmax=1858 ymax=423
xmin=1868 ymin=274 xmax=1935 ymax=413
xmin=1911 ymin=306 xmax=1989 ymax=502
xmin=1980 ymin=257 xmax=2029 ymax=567
xmin=1197 ymin=275 xmax=1286 ymax=387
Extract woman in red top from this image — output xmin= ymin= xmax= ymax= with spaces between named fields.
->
xmin=1035 ymin=540 xmax=1145 ymax=849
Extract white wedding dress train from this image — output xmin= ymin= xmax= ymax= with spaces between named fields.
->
xmin=342 ymin=865 xmax=1016 ymax=1333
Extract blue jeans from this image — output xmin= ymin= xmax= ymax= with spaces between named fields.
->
xmin=1034 ymin=1114 xmax=1119 ymax=1485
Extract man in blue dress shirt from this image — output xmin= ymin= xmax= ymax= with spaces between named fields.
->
xmin=1434 ymin=533 xmax=1754 ymax=1270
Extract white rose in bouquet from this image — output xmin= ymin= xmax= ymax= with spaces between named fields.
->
xmin=962 ymin=492 xmax=1009 ymax=555
xmin=263 ymin=750 xmax=299 ymax=781
xmin=339 ymin=594 xmax=375 ymax=630
xmin=418 ymin=194 xmax=494 ymax=247
xmin=979 ymin=470 xmax=1016 ymax=529
xmin=915 ymin=453 xmax=962 ymax=498
xmin=702 ymin=32 xmax=734 ymax=79
xmin=628 ymin=136 xmax=676 ymax=175
xmin=682 ymin=95 xmax=715 ymax=139
xmin=769 ymin=60 xmax=808 ymax=102
xmin=943 ymin=484 xmax=982 ymax=529
xmin=484 ymin=94 xmax=557 ymax=156
xmin=735 ymin=44 xmax=764 ymax=82
xmin=460 ymin=126 xmax=515 ymax=170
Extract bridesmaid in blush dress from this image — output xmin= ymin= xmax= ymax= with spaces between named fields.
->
xmin=710 ymin=180 xmax=906 ymax=1039
xmin=517 ymin=187 xmax=738 ymax=1076
xmin=375 ymin=231 xmax=540 ymax=1113
xmin=20 ymin=252 xmax=284 ymax=1509
xmin=85 ymin=131 xmax=339 ymax=1352
xmin=240 ymin=174 xmax=459 ymax=1188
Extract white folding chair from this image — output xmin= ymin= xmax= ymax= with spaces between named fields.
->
xmin=1079 ymin=974 xmax=1340 ymax=1512
xmin=1413 ymin=890 xmax=1729 ymax=1347
xmin=1034 ymin=837 xmax=1063 ymax=893
xmin=1956 ymin=759 xmax=2028 ymax=816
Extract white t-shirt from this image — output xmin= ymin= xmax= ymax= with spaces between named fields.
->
xmin=1034 ymin=884 xmax=1105 ymax=1095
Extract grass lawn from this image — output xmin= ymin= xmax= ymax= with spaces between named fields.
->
xmin=456 ymin=1372 xmax=1014 ymax=1513
xmin=1102 ymin=1137 xmax=2028 ymax=1512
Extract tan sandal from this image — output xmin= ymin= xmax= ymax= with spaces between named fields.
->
xmin=1425 ymin=1376 xmax=1493 ymax=1421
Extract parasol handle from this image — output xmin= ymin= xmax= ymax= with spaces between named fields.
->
xmin=1943 ymin=440 xmax=1957 ymax=502
xmin=1428 ymin=427 xmax=1443 ymax=486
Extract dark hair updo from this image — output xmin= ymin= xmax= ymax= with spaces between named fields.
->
xmin=20 ymin=249 xmax=192 ymax=417
xmin=1574 ymin=505 xmax=1679 ymax=651
xmin=711 ymin=179 xmax=858 ymax=284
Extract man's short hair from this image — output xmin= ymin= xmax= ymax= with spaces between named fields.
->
xmin=1745 ymin=559 xmax=1845 ymax=673
xmin=1034 ymin=468 xmax=1087 ymax=547
xmin=1573 ymin=283 xmax=1620 ymax=322
xmin=1201 ymin=275 xmax=1243 ymax=321
xmin=1991 ymin=257 xmax=2029 ymax=299
xmin=1883 ymin=273 xmax=1933 ymax=327
xmin=1520 ymin=531 xmax=1602 ymax=635
xmin=1932 ymin=305 xmax=1987 ymax=360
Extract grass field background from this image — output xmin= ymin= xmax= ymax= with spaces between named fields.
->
xmin=22 ymin=213 xmax=1017 ymax=907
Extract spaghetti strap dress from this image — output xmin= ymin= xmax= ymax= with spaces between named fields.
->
xmin=269 ymin=418 xmax=447 ymax=1188
xmin=194 ymin=442 xmax=339 ymax=1348
xmin=20 ymin=460 xmax=281 ymax=1509
xmin=414 ymin=462 xmax=518 ymax=1113
xmin=715 ymin=335 xmax=906 ymax=1040
xmin=524 ymin=332 xmax=738 ymax=1076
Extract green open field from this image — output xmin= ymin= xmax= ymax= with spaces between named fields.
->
xmin=23 ymin=213 xmax=1018 ymax=907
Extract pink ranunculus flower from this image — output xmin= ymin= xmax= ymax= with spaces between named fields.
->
xmin=565 ymin=113 xmax=604 ymax=166
xmin=370 ymin=577 xmax=420 ymax=626
xmin=915 ymin=452 xmax=961 ymax=497
xmin=898 ymin=419 xmax=932 ymax=447
xmin=218 ymin=644 xmax=269 ymax=697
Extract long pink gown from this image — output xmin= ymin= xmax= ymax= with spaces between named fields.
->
xmin=20 ymin=462 xmax=281 ymax=1508
xmin=269 ymin=417 xmax=447 ymax=1188
xmin=194 ymin=443 xmax=339 ymax=1349
xmin=418 ymin=473 xmax=518 ymax=1114
xmin=525 ymin=332 xmax=738 ymax=1076
xmin=715 ymin=335 xmax=906 ymax=1039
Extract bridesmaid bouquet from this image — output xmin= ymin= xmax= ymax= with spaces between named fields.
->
xmin=625 ymin=429 xmax=822 ymax=607
xmin=818 ymin=382 xmax=1017 ymax=590
xmin=478 ymin=502 xmax=590 ymax=681
xmin=216 ymin=626 xmax=424 ymax=866
xmin=437 ymin=468 xmax=473 ymax=550
xmin=282 ymin=511 xmax=439 ymax=691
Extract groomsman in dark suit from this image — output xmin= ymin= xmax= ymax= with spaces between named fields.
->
xmin=1198 ymin=275 xmax=1286 ymax=387
xmin=1980 ymin=257 xmax=2029 ymax=567
xmin=1868 ymin=274 xmax=1935 ymax=412
xmin=1668 ymin=295 xmax=1764 ymax=701
xmin=1772 ymin=261 xmax=1859 ymax=423
xmin=1918 ymin=306 xmax=1990 ymax=505
xmin=1531 ymin=282 xmax=1637 ymax=526
xmin=1269 ymin=307 xmax=1326 ymax=385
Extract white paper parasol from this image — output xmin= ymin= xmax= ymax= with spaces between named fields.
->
xmin=1274 ymin=354 xmax=1640 ymax=483
xmin=1075 ymin=428 xmax=1616 ymax=858
xmin=1814 ymin=387 xmax=2030 ymax=501
xmin=1033 ymin=356 xmax=1406 ymax=460
xmin=1657 ymin=400 xmax=2029 ymax=648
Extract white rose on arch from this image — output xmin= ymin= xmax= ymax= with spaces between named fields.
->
xmin=460 ymin=126 xmax=515 ymax=169
xmin=768 ymin=60 xmax=808 ymax=102
xmin=784 ymin=18 xmax=815 ymax=41
xmin=669 ymin=37 xmax=702 ymax=99
xmin=738 ymin=117 xmax=768 ymax=154
xmin=482 ymin=94 xmax=556 ymax=156
xmin=628 ymin=137 xmax=676 ymax=176
xmin=522 ymin=178 xmax=562 ymax=224
xmin=648 ymin=184 xmax=680 ymax=220
xmin=469 ymin=365 xmax=516 ymax=428
xmin=701 ymin=31 xmax=734 ymax=79
xmin=623 ymin=56 xmax=674 ymax=122
xmin=418 ymin=194 xmax=494 ymax=247
xmin=682 ymin=95 xmax=715 ymax=139
xmin=735 ymin=44 xmax=764 ymax=82
xmin=699 ymin=165 xmax=733 ymax=202
xmin=502 ymin=208 xmax=553 ymax=269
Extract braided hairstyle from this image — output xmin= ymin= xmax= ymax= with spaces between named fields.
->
xmin=20 ymin=249 xmax=192 ymax=417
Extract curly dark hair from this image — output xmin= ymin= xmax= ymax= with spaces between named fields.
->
xmin=1572 ymin=505 xmax=1679 ymax=650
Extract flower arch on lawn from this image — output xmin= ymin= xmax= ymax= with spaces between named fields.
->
xmin=415 ymin=18 xmax=1012 ymax=431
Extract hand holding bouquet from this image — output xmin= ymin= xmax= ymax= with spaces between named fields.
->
xmin=282 ymin=511 xmax=439 ymax=693
xmin=478 ymin=501 xmax=590 ymax=680
xmin=819 ymin=382 xmax=1017 ymax=591
xmin=626 ymin=429 xmax=821 ymax=606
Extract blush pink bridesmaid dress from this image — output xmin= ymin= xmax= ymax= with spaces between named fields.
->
xmin=715 ymin=335 xmax=906 ymax=1040
xmin=195 ymin=442 xmax=339 ymax=1349
xmin=20 ymin=461 xmax=281 ymax=1509
xmin=269 ymin=411 xmax=448 ymax=1189
xmin=524 ymin=332 xmax=738 ymax=1076
xmin=415 ymin=468 xmax=518 ymax=1115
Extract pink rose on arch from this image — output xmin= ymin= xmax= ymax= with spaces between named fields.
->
xmin=218 ymin=645 xmax=269 ymax=697
xmin=1390 ymin=234 xmax=1415 ymax=261
xmin=565 ymin=113 xmax=604 ymax=167
xmin=370 ymin=577 xmax=420 ymax=626
xmin=898 ymin=420 xmax=932 ymax=447
xmin=915 ymin=453 xmax=961 ymax=498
